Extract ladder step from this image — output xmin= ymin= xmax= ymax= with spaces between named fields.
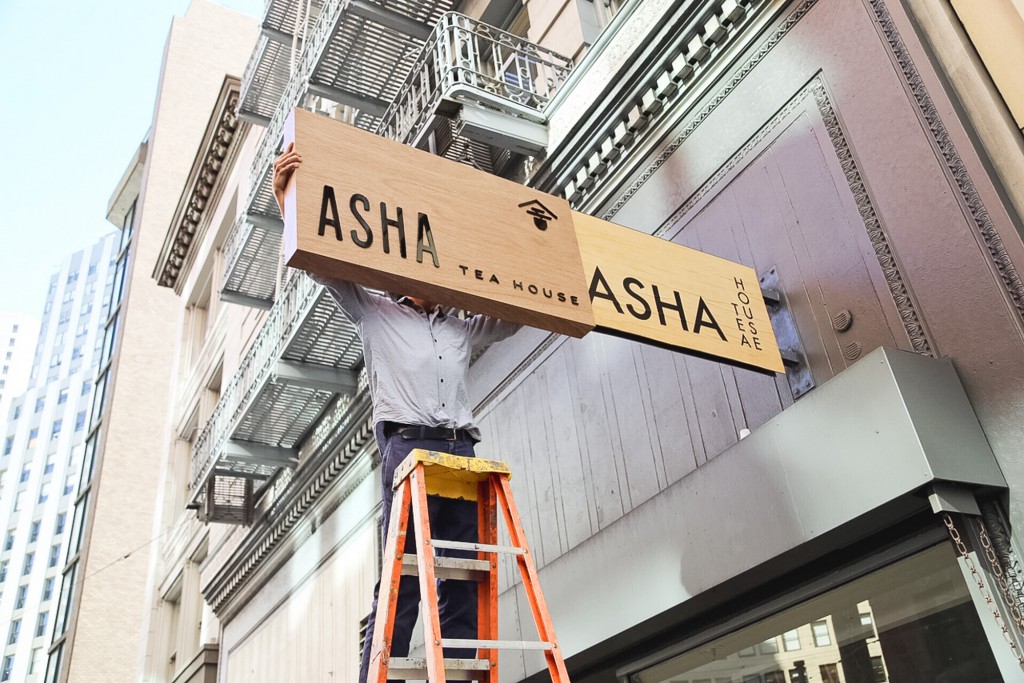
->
xmin=430 ymin=539 xmax=524 ymax=555
xmin=442 ymin=638 xmax=555 ymax=651
xmin=388 ymin=657 xmax=491 ymax=681
xmin=401 ymin=554 xmax=492 ymax=580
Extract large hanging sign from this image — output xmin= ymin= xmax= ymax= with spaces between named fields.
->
xmin=282 ymin=108 xmax=595 ymax=338
xmin=574 ymin=213 xmax=783 ymax=373
xmin=282 ymin=109 xmax=784 ymax=374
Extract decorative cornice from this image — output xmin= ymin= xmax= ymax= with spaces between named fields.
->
xmin=155 ymin=76 xmax=244 ymax=291
xmin=536 ymin=0 xmax=790 ymax=208
xmin=866 ymin=0 xmax=1024 ymax=327
xmin=204 ymin=393 xmax=375 ymax=616
xmin=601 ymin=0 xmax=818 ymax=218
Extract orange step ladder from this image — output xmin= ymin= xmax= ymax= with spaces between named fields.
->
xmin=367 ymin=449 xmax=570 ymax=683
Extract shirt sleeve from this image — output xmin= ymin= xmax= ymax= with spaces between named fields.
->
xmin=464 ymin=314 xmax=522 ymax=351
xmin=308 ymin=272 xmax=380 ymax=323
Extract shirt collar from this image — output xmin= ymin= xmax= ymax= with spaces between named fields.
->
xmin=397 ymin=296 xmax=446 ymax=319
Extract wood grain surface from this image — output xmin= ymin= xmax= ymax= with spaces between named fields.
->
xmin=282 ymin=108 xmax=595 ymax=337
xmin=574 ymin=212 xmax=784 ymax=374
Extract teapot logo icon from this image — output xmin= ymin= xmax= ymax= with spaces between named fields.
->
xmin=518 ymin=200 xmax=558 ymax=231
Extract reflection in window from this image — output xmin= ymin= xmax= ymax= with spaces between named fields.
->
xmin=629 ymin=545 xmax=1002 ymax=683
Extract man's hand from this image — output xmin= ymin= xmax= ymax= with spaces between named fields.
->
xmin=273 ymin=142 xmax=302 ymax=216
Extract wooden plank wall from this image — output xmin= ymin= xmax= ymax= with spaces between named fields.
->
xmin=224 ymin=524 xmax=376 ymax=683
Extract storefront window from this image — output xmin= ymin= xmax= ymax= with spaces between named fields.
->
xmin=632 ymin=545 xmax=1003 ymax=683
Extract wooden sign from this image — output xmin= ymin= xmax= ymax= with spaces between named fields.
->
xmin=574 ymin=213 xmax=785 ymax=374
xmin=282 ymin=108 xmax=595 ymax=337
xmin=282 ymin=108 xmax=784 ymax=374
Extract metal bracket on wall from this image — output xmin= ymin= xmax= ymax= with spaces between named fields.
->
xmin=760 ymin=266 xmax=814 ymax=399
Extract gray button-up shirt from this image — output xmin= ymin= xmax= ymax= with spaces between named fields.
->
xmin=313 ymin=274 xmax=520 ymax=439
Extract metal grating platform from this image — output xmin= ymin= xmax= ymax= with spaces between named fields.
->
xmin=239 ymin=0 xmax=327 ymax=124
xmin=239 ymin=35 xmax=295 ymax=125
xmin=221 ymin=214 xmax=282 ymax=307
xmin=282 ymin=287 xmax=363 ymax=367
xmin=234 ymin=382 xmax=336 ymax=447
xmin=191 ymin=271 xmax=362 ymax=510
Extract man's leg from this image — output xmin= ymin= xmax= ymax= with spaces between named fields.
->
xmin=434 ymin=436 xmax=479 ymax=660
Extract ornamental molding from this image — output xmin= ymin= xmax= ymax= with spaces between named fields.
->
xmin=865 ymin=0 xmax=1024 ymax=327
xmin=155 ymin=76 xmax=245 ymax=292
xmin=659 ymin=75 xmax=934 ymax=357
xmin=597 ymin=0 xmax=818 ymax=218
xmin=534 ymin=0 xmax=796 ymax=208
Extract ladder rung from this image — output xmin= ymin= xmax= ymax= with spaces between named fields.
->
xmin=442 ymin=638 xmax=555 ymax=651
xmin=430 ymin=539 xmax=524 ymax=555
xmin=401 ymin=554 xmax=492 ymax=580
xmin=388 ymin=657 xmax=491 ymax=681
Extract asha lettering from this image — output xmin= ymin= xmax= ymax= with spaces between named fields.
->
xmin=318 ymin=185 xmax=441 ymax=267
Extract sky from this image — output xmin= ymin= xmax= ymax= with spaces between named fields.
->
xmin=0 ymin=0 xmax=264 ymax=320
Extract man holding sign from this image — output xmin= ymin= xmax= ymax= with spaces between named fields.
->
xmin=274 ymin=143 xmax=520 ymax=681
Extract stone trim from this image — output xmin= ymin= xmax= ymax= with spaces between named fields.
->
xmin=659 ymin=75 xmax=934 ymax=357
xmin=155 ymin=76 xmax=243 ymax=291
xmin=599 ymin=0 xmax=818 ymax=218
xmin=866 ymin=0 xmax=1024 ymax=327
xmin=542 ymin=0 xmax=789 ymax=208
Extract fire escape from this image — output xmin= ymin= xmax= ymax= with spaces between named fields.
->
xmin=190 ymin=0 xmax=574 ymax=522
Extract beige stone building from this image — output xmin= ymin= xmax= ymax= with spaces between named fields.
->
xmin=133 ymin=0 xmax=1024 ymax=681
xmin=44 ymin=3 xmax=257 ymax=682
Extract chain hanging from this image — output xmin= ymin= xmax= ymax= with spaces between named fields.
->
xmin=943 ymin=513 xmax=1024 ymax=665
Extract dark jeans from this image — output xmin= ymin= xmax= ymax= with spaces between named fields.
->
xmin=359 ymin=423 xmax=479 ymax=683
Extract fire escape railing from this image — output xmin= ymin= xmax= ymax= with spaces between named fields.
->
xmin=376 ymin=12 xmax=573 ymax=148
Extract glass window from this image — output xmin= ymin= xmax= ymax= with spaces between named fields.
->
xmin=7 ymin=619 xmax=19 ymax=645
xmin=22 ymin=552 xmax=33 ymax=575
xmin=2 ymin=437 xmax=11 ymax=456
xmin=782 ymin=629 xmax=800 ymax=651
xmin=0 ymin=560 xmax=6 ymax=581
xmin=1 ymin=655 xmax=12 ymax=681
xmin=35 ymin=612 xmax=48 ymax=637
xmin=12 ymin=405 xmax=19 ymax=419
xmin=35 ymin=397 xmax=44 ymax=413
xmin=629 ymin=544 xmax=1002 ymax=683
xmin=30 ymin=520 xmax=40 ymax=543
xmin=27 ymin=428 xmax=38 ymax=449
xmin=54 ymin=513 xmax=66 ymax=535
xmin=48 ymin=544 xmax=61 ymax=568
xmin=51 ymin=420 xmax=62 ymax=437
xmin=38 ymin=482 xmax=50 ymax=503
xmin=63 ymin=473 xmax=75 ymax=496
xmin=15 ymin=585 xmax=27 ymax=609
xmin=75 ymin=411 xmax=87 ymax=431
xmin=812 ymin=620 xmax=831 ymax=647
xmin=20 ymin=466 xmax=30 ymax=482
xmin=57 ymin=388 xmax=68 ymax=404
xmin=4 ymin=531 xmax=12 ymax=550
xmin=28 ymin=647 xmax=43 ymax=675
xmin=43 ymin=577 xmax=54 ymax=601
xmin=81 ymin=380 xmax=91 ymax=396
xmin=759 ymin=637 xmax=779 ymax=655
